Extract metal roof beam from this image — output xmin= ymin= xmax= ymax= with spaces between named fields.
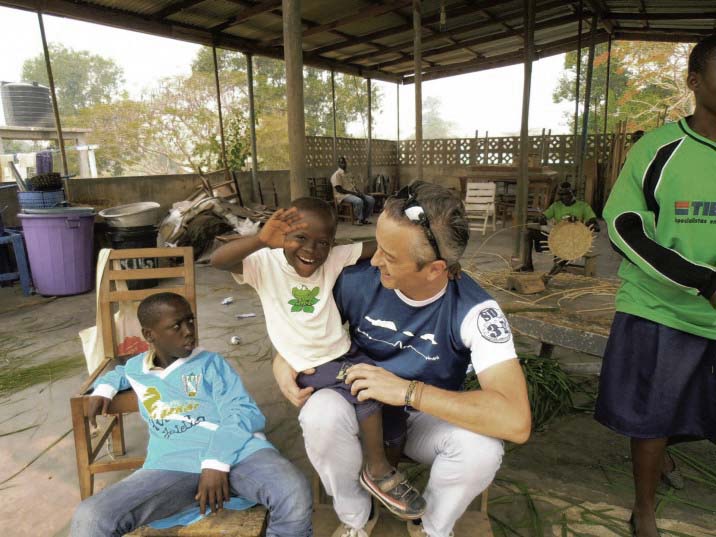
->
xmin=151 ymin=0 xmax=206 ymax=21
xmin=373 ymin=12 xmax=581 ymax=70
xmin=307 ymin=0 xmax=504 ymax=57
xmin=0 ymin=0 xmax=401 ymax=82
xmin=300 ymin=0 xmax=413 ymax=39
xmin=607 ymin=12 xmax=716 ymax=21
xmin=400 ymin=29 xmax=610 ymax=83
xmin=582 ymin=0 xmax=614 ymax=33
xmin=209 ymin=0 xmax=282 ymax=32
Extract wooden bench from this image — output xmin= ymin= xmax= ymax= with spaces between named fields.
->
xmin=125 ymin=507 xmax=267 ymax=537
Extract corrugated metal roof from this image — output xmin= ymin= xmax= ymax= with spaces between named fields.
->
xmin=1 ymin=0 xmax=714 ymax=82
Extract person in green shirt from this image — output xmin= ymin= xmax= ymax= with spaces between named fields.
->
xmin=520 ymin=182 xmax=599 ymax=271
xmin=596 ymin=35 xmax=716 ymax=537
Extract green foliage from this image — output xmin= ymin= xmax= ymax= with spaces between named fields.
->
xmin=463 ymin=353 xmax=575 ymax=432
xmin=21 ymin=43 xmax=125 ymax=116
xmin=17 ymin=44 xmax=384 ymax=176
xmin=411 ymin=96 xmax=458 ymax=139
xmin=553 ymin=41 xmax=694 ymax=132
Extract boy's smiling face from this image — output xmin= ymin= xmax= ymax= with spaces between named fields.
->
xmin=283 ymin=210 xmax=335 ymax=277
xmin=141 ymin=300 xmax=197 ymax=360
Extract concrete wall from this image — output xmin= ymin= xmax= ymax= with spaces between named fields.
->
xmin=400 ymin=164 xmax=570 ymax=192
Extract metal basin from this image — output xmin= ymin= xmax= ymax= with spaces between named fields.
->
xmin=99 ymin=202 xmax=161 ymax=228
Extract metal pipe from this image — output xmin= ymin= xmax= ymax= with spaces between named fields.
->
xmin=212 ymin=45 xmax=231 ymax=183
xmin=576 ymin=13 xmax=599 ymax=189
xmin=413 ymin=0 xmax=423 ymax=182
xmin=37 ymin=12 xmax=68 ymax=177
xmin=367 ymin=78 xmax=372 ymax=185
xmin=247 ymin=53 xmax=259 ymax=200
xmin=331 ymin=70 xmax=338 ymax=165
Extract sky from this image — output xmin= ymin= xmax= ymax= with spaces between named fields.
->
xmin=0 ymin=5 xmax=575 ymax=139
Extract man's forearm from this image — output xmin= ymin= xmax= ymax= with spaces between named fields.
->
xmin=415 ymin=385 xmax=530 ymax=443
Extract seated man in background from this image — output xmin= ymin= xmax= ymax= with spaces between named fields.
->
xmin=331 ymin=156 xmax=376 ymax=226
xmin=521 ymin=181 xmax=599 ymax=272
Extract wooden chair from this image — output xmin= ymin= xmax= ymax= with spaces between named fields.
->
xmin=257 ymin=176 xmax=279 ymax=209
xmin=465 ymin=182 xmax=496 ymax=235
xmin=308 ymin=177 xmax=333 ymax=202
xmin=70 ymin=247 xmax=196 ymax=500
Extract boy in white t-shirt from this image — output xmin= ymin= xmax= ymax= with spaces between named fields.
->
xmin=211 ymin=197 xmax=426 ymax=520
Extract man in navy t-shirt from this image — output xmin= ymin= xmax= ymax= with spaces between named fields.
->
xmin=273 ymin=181 xmax=531 ymax=537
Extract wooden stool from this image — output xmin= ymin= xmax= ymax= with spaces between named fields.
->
xmin=126 ymin=506 xmax=267 ymax=537
xmin=334 ymin=198 xmax=356 ymax=223
xmin=583 ymin=252 xmax=599 ymax=277
xmin=0 ymin=230 xmax=32 ymax=295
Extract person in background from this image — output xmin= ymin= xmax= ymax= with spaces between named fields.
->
xmin=331 ymin=156 xmax=376 ymax=226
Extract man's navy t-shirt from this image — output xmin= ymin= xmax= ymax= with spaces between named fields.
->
xmin=333 ymin=261 xmax=517 ymax=390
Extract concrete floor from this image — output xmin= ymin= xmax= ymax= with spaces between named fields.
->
xmin=0 ymin=221 xmax=714 ymax=537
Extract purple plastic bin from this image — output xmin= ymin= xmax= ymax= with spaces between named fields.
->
xmin=18 ymin=211 xmax=95 ymax=296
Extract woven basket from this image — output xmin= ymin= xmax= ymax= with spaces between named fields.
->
xmin=27 ymin=172 xmax=63 ymax=192
xmin=547 ymin=221 xmax=594 ymax=261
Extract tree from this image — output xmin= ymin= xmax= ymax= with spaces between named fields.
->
xmin=191 ymin=48 xmax=382 ymax=168
xmin=409 ymin=96 xmax=458 ymax=139
xmin=553 ymin=41 xmax=693 ymax=133
xmin=21 ymin=44 xmax=125 ymax=116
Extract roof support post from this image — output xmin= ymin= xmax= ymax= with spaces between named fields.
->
xmin=212 ymin=45 xmax=231 ymax=183
xmin=576 ymin=13 xmax=599 ymax=190
xmin=514 ymin=0 xmax=535 ymax=259
xmin=602 ymin=36 xmax=612 ymax=137
xmin=37 ymin=12 xmax=68 ymax=177
xmin=413 ymin=0 xmax=423 ymax=182
xmin=282 ymin=0 xmax=308 ymax=199
xmin=367 ymin=78 xmax=372 ymax=187
xmin=331 ymin=70 xmax=338 ymax=165
xmin=573 ymin=0 xmax=583 ymax=171
xmin=247 ymin=53 xmax=260 ymax=200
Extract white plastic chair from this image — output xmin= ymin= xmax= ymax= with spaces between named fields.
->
xmin=465 ymin=182 xmax=497 ymax=235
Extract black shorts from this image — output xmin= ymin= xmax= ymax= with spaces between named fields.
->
xmin=297 ymin=347 xmax=408 ymax=446
xmin=595 ymin=312 xmax=716 ymax=440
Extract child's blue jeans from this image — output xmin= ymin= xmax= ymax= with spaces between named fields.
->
xmin=70 ymin=448 xmax=312 ymax=537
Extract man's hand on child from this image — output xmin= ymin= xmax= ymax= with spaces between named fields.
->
xmin=196 ymin=469 xmax=230 ymax=515
xmin=258 ymin=208 xmax=308 ymax=249
xmin=345 ymin=363 xmax=409 ymax=407
xmin=273 ymin=354 xmax=314 ymax=408
xmin=88 ymin=395 xmax=111 ymax=427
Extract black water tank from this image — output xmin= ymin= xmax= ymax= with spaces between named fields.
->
xmin=0 ymin=81 xmax=54 ymax=128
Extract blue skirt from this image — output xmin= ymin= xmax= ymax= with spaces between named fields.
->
xmin=595 ymin=312 xmax=716 ymax=440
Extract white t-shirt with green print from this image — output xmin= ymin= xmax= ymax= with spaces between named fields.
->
xmin=233 ymin=243 xmax=362 ymax=372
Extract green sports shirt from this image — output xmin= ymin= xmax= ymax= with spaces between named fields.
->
xmin=543 ymin=200 xmax=597 ymax=223
xmin=603 ymin=117 xmax=716 ymax=339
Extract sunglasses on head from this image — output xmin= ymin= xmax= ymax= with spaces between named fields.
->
xmin=394 ymin=184 xmax=443 ymax=261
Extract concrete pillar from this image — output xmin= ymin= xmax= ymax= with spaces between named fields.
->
xmin=282 ymin=0 xmax=308 ymax=199
xmin=515 ymin=0 xmax=535 ymax=259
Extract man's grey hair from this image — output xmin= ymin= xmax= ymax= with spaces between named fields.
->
xmin=383 ymin=181 xmax=469 ymax=269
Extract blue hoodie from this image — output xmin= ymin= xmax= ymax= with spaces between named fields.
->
xmin=93 ymin=348 xmax=273 ymax=473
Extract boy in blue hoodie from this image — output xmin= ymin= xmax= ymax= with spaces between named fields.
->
xmin=70 ymin=292 xmax=312 ymax=537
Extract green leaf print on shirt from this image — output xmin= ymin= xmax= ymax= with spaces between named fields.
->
xmin=288 ymin=285 xmax=320 ymax=313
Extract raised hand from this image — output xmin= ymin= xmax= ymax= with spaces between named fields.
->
xmin=258 ymin=208 xmax=308 ymax=249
